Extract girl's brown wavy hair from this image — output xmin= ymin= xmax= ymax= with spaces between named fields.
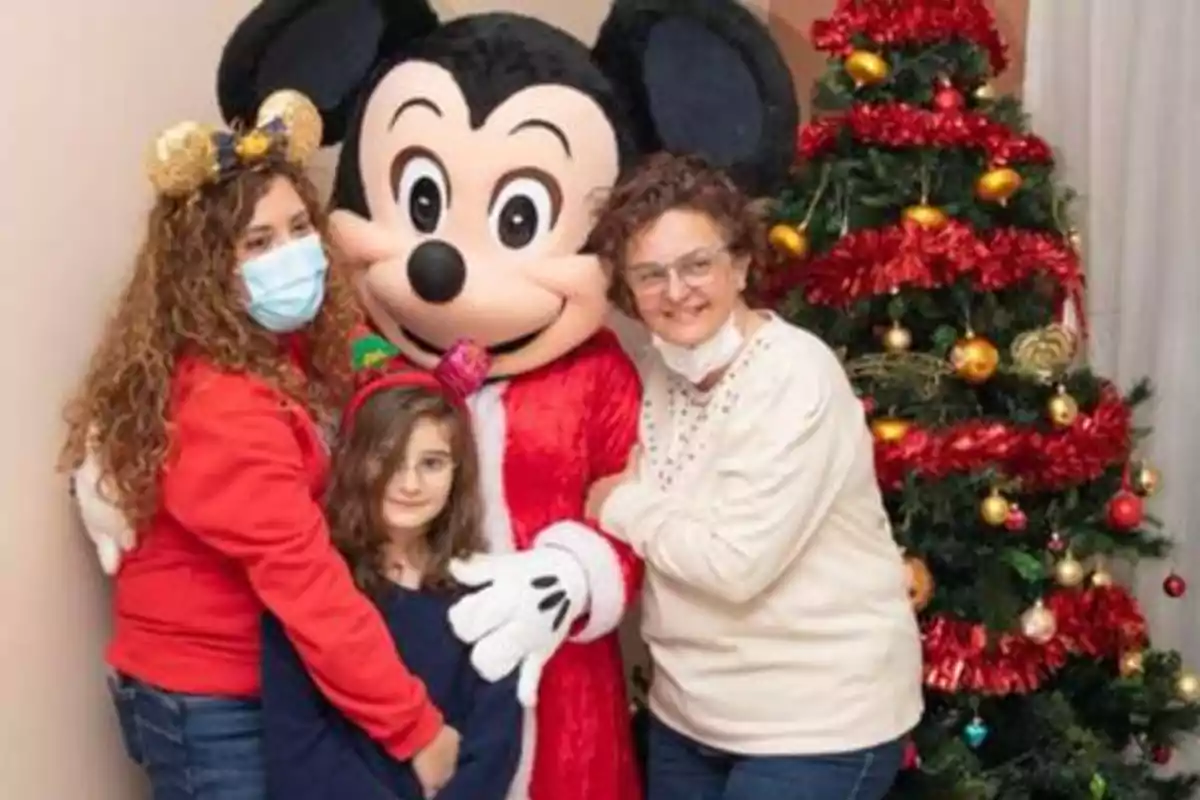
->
xmin=326 ymin=386 xmax=486 ymax=598
xmin=59 ymin=158 xmax=360 ymax=534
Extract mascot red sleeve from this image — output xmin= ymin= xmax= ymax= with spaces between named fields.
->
xmin=215 ymin=2 xmax=797 ymax=798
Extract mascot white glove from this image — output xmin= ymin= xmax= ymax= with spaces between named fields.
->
xmin=70 ymin=446 xmax=134 ymax=576
xmin=449 ymin=545 xmax=589 ymax=707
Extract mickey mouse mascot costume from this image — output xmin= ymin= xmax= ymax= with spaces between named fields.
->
xmin=75 ymin=1 xmax=796 ymax=797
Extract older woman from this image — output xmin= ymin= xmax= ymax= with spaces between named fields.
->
xmin=586 ymin=153 xmax=923 ymax=800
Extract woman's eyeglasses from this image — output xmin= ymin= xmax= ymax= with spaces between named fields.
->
xmin=625 ymin=246 xmax=727 ymax=295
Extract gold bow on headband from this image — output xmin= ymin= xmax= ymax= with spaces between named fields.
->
xmin=145 ymin=89 xmax=323 ymax=198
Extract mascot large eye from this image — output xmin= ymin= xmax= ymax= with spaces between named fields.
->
xmin=394 ymin=150 xmax=449 ymax=234
xmin=488 ymin=173 xmax=560 ymax=250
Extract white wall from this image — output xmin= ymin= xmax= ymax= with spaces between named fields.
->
xmin=0 ymin=3 xmax=255 ymax=797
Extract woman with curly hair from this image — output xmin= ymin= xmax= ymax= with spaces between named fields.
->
xmin=60 ymin=94 xmax=459 ymax=799
xmin=586 ymin=153 xmax=922 ymax=800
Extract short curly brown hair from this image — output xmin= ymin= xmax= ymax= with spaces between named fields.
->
xmin=60 ymin=159 xmax=361 ymax=534
xmin=589 ymin=153 xmax=773 ymax=316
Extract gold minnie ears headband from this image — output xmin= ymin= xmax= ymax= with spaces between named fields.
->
xmin=145 ymin=89 xmax=322 ymax=198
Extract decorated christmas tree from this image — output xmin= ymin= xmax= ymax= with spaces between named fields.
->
xmin=760 ymin=0 xmax=1200 ymax=796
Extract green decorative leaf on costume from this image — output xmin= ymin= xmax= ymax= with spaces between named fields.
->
xmin=351 ymin=333 xmax=399 ymax=372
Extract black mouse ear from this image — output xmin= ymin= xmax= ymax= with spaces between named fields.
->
xmin=592 ymin=0 xmax=799 ymax=196
xmin=217 ymin=0 xmax=439 ymax=146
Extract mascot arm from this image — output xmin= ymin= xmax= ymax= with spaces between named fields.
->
xmin=447 ymin=335 xmax=644 ymax=704
xmin=535 ymin=334 xmax=644 ymax=642
xmin=71 ymin=431 xmax=135 ymax=576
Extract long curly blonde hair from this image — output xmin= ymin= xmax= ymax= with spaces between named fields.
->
xmin=60 ymin=159 xmax=360 ymax=533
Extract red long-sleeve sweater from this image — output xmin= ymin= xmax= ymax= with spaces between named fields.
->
xmin=107 ymin=355 xmax=442 ymax=760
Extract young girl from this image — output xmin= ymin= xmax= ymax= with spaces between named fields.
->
xmin=260 ymin=370 xmax=522 ymax=800
xmin=61 ymin=92 xmax=458 ymax=798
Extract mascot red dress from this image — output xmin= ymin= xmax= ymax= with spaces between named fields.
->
xmin=210 ymin=1 xmax=796 ymax=798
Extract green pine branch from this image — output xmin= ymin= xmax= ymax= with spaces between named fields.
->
xmin=764 ymin=11 xmax=1200 ymax=798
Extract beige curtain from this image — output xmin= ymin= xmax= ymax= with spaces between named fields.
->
xmin=1024 ymin=0 xmax=1200 ymax=775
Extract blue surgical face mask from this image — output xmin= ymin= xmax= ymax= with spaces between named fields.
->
xmin=239 ymin=234 xmax=328 ymax=333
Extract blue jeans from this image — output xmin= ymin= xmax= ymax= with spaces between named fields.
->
xmin=109 ymin=674 xmax=265 ymax=800
xmin=647 ymin=715 xmax=904 ymax=800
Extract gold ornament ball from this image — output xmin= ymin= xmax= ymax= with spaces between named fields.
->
xmin=974 ymin=83 xmax=997 ymax=102
xmin=1134 ymin=462 xmax=1161 ymax=497
xmin=845 ymin=50 xmax=890 ymax=86
xmin=1066 ymin=228 xmax=1084 ymax=253
xmin=1021 ymin=600 xmax=1057 ymax=644
xmin=769 ymin=223 xmax=810 ymax=259
xmin=1119 ymin=650 xmax=1145 ymax=677
xmin=1048 ymin=390 xmax=1080 ymax=427
xmin=1176 ymin=671 xmax=1200 ymax=703
xmin=882 ymin=322 xmax=913 ymax=353
xmin=1011 ymin=324 xmax=1078 ymax=382
xmin=980 ymin=491 xmax=1011 ymax=526
xmin=976 ymin=166 xmax=1023 ymax=203
xmin=871 ymin=418 xmax=911 ymax=444
xmin=902 ymin=203 xmax=948 ymax=229
xmin=1091 ymin=566 xmax=1114 ymax=587
xmin=951 ymin=334 xmax=1000 ymax=384
xmin=905 ymin=555 xmax=935 ymax=611
xmin=1054 ymin=554 xmax=1086 ymax=588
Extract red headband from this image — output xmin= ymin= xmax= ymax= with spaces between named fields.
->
xmin=341 ymin=339 xmax=491 ymax=432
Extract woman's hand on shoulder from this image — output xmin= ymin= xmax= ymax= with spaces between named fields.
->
xmin=411 ymin=724 xmax=461 ymax=798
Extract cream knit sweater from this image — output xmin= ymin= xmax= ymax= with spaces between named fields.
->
xmin=601 ymin=314 xmax=923 ymax=754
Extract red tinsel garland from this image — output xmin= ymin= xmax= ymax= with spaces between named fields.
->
xmin=797 ymin=104 xmax=1053 ymax=164
xmin=764 ymin=221 xmax=1082 ymax=315
xmin=812 ymin=0 xmax=1009 ymax=74
xmin=873 ymin=385 xmax=1131 ymax=491
xmin=923 ymin=585 xmax=1148 ymax=696
xmin=802 ymin=0 xmax=1145 ymax=705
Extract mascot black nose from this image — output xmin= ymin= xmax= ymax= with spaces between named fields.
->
xmin=407 ymin=241 xmax=466 ymax=304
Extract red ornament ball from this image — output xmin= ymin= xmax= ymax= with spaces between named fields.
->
xmin=933 ymin=85 xmax=964 ymax=111
xmin=1004 ymin=505 xmax=1028 ymax=531
xmin=1164 ymin=573 xmax=1188 ymax=598
xmin=1107 ymin=491 xmax=1144 ymax=531
xmin=860 ymin=396 xmax=876 ymax=415
xmin=1047 ymin=531 xmax=1068 ymax=553
xmin=1151 ymin=744 xmax=1172 ymax=765
xmin=901 ymin=739 xmax=921 ymax=769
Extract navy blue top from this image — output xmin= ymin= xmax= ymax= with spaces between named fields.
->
xmin=261 ymin=583 xmax=522 ymax=800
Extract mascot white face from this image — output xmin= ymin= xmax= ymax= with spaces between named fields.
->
xmin=215 ymin=0 xmax=798 ymax=378
xmin=339 ymin=60 xmax=620 ymax=376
